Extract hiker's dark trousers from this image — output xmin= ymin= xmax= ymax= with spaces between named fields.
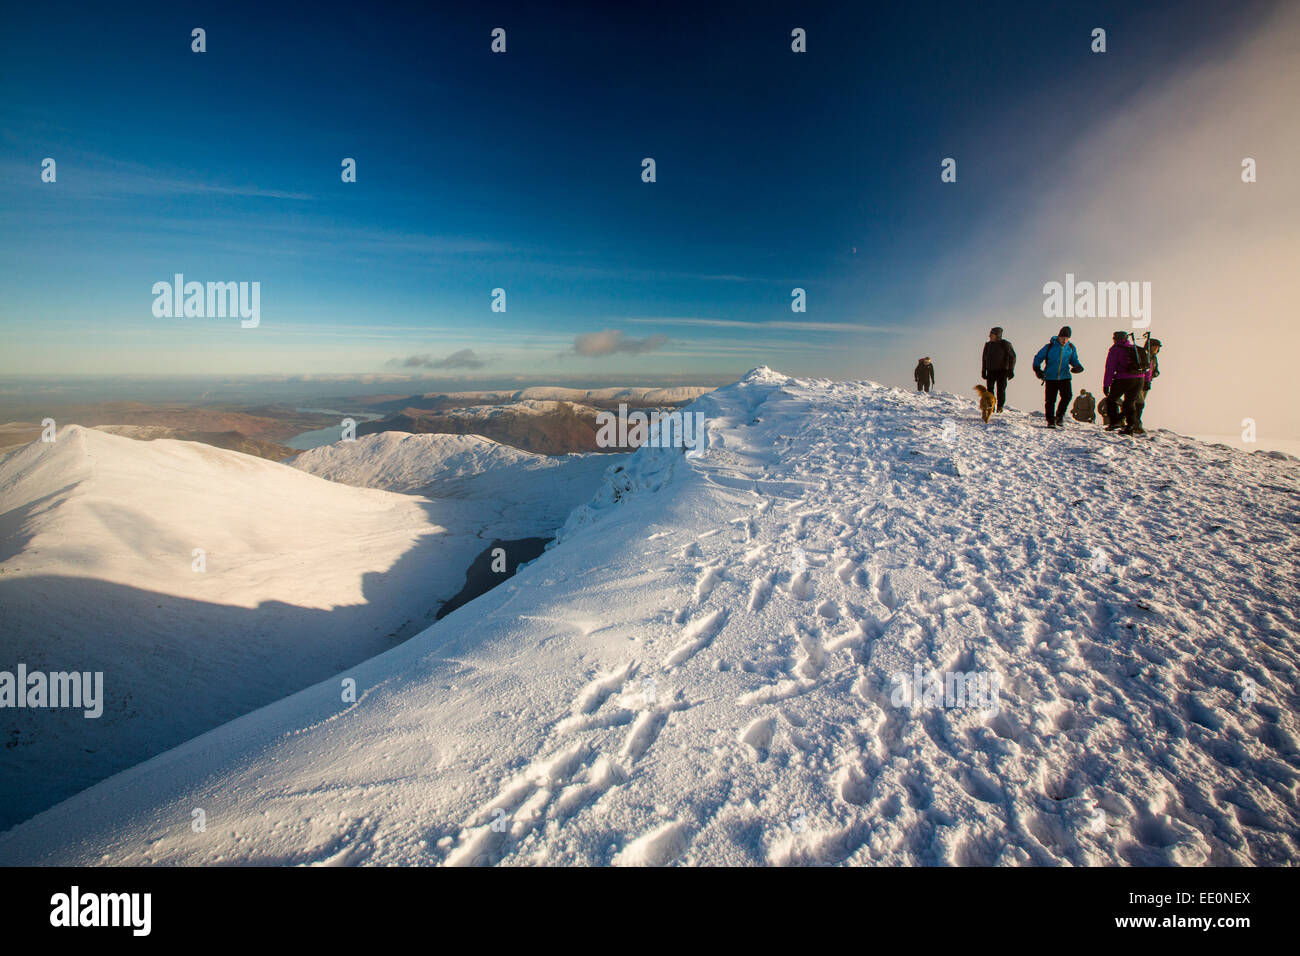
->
xmin=1045 ymin=380 xmax=1071 ymax=424
xmin=984 ymin=373 xmax=1008 ymax=412
xmin=1111 ymin=377 xmax=1144 ymax=429
xmin=1134 ymin=386 xmax=1150 ymax=427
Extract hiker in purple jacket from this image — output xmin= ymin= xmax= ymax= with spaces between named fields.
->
xmin=1102 ymin=331 xmax=1148 ymax=434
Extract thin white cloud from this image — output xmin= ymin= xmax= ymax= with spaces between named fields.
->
xmin=0 ymin=156 xmax=314 ymax=200
xmin=625 ymin=317 xmax=895 ymax=333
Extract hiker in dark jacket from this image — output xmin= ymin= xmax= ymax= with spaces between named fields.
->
xmin=1071 ymin=389 xmax=1096 ymax=423
xmin=1032 ymin=326 xmax=1084 ymax=429
xmin=1102 ymin=331 xmax=1148 ymax=434
xmin=981 ymin=327 xmax=1016 ymax=413
xmin=914 ymin=357 xmax=935 ymax=392
xmin=1133 ymin=339 xmax=1161 ymax=432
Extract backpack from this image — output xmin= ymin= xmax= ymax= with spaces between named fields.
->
xmin=1072 ymin=392 xmax=1095 ymax=421
xmin=1123 ymin=333 xmax=1151 ymax=375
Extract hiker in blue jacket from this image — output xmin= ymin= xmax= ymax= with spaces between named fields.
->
xmin=1032 ymin=326 xmax=1084 ymax=429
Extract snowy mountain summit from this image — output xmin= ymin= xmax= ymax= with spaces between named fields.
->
xmin=739 ymin=365 xmax=797 ymax=386
xmin=3 ymin=373 xmax=1297 ymax=865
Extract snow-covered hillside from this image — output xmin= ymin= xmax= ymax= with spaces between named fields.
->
xmin=291 ymin=432 xmax=543 ymax=492
xmin=289 ymin=432 xmax=615 ymax=530
xmin=2 ymin=371 xmax=1297 ymax=865
xmin=0 ymin=427 xmax=612 ymax=831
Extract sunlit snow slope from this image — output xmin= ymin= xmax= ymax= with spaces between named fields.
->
xmin=288 ymin=432 xmax=615 ymax=529
xmin=2 ymin=371 xmax=1297 ymax=865
xmin=0 ymin=427 xmax=607 ymax=831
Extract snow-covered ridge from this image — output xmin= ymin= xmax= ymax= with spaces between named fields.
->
xmin=289 ymin=432 xmax=599 ymax=494
xmin=288 ymin=431 xmax=621 ymax=530
xmin=2 ymin=373 xmax=1296 ymax=865
xmin=553 ymin=368 xmax=798 ymax=542
xmin=289 ymin=432 xmax=535 ymax=492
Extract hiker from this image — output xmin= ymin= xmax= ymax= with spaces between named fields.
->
xmin=1032 ymin=326 xmax=1084 ymax=429
xmin=914 ymin=357 xmax=935 ymax=393
xmin=981 ymin=327 xmax=1016 ymax=413
xmin=1071 ymin=389 xmax=1097 ymax=423
xmin=1102 ymin=330 xmax=1149 ymax=434
xmin=1133 ymin=339 xmax=1161 ymax=432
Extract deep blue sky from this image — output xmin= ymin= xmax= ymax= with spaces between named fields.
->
xmin=0 ymin=0 xmax=1269 ymax=384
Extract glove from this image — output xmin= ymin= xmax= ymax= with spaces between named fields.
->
xmin=981 ymin=371 xmax=987 ymax=380
xmin=1102 ymin=385 xmax=1110 ymax=396
xmin=1008 ymin=371 xmax=1015 ymax=380
xmin=1035 ymin=369 xmax=1045 ymax=381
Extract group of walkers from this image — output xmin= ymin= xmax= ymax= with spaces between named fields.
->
xmin=914 ymin=325 xmax=1162 ymax=435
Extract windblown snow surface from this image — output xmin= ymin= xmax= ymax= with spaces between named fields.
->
xmin=2 ymin=369 xmax=1298 ymax=865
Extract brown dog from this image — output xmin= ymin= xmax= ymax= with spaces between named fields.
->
xmin=974 ymin=384 xmax=996 ymax=423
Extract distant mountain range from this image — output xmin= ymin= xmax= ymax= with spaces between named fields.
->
xmin=353 ymin=387 xmax=717 ymax=456
xmin=352 ymin=386 xmax=717 ymax=415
